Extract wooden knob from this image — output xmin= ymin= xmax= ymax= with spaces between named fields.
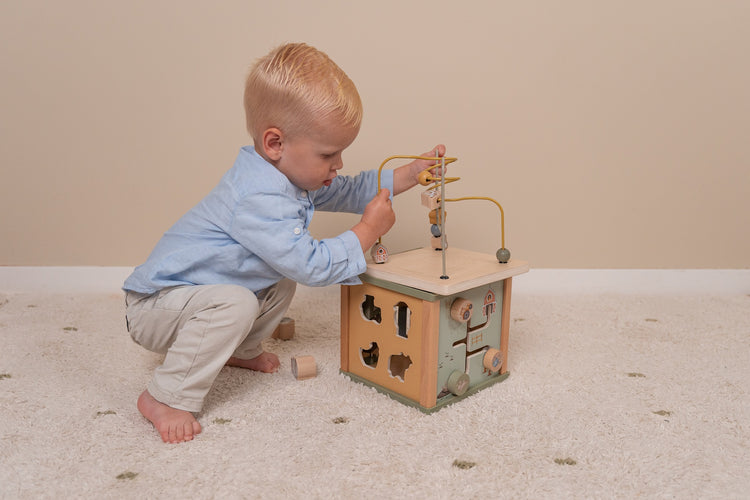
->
xmin=483 ymin=348 xmax=503 ymax=373
xmin=447 ymin=370 xmax=470 ymax=396
xmin=450 ymin=298 xmax=473 ymax=323
xmin=271 ymin=317 xmax=295 ymax=340
xmin=291 ymin=355 xmax=317 ymax=380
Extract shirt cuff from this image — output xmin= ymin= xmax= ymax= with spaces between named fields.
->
xmin=381 ymin=169 xmax=395 ymax=200
xmin=335 ymin=230 xmax=367 ymax=285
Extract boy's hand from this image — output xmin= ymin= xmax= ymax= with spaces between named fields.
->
xmin=410 ymin=144 xmax=447 ymax=184
xmin=393 ymin=144 xmax=447 ymax=195
xmin=352 ymin=188 xmax=396 ymax=251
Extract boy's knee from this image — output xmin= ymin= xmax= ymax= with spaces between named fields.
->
xmin=195 ymin=285 xmax=260 ymax=328
xmin=216 ymin=284 xmax=259 ymax=311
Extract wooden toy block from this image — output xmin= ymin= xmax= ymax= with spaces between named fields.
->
xmin=292 ymin=355 xmax=317 ymax=380
xmin=271 ymin=317 xmax=295 ymax=340
xmin=341 ymin=247 xmax=528 ymax=412
xmin=421 ymin=188 xmax=441 ymax=210
xmin=430 ymin=235 xmax=445 ymax=250
xmin=370 ymin=243 xmax=388 ymax=264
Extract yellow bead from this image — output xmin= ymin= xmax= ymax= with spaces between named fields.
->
xmin=417 ymin=171 xmax=432 ymax=186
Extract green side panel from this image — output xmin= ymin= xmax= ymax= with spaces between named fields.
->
xmin=357 ymin=274 xmax=508 ymax=406
xmin=435 ymin=280 xmax=504 ymax=398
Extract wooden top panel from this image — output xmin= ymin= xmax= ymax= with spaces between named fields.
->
xmin=364 ymin=247 xmax=529 ymax=296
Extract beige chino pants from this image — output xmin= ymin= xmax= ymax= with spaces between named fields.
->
xmin=125 ymin=279 xmax=296 ymax=412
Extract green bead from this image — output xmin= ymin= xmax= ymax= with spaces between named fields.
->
xmin=496 ymin=248 xmax=510 ymax=263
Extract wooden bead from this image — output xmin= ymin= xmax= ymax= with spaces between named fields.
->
xmin=428 ymin=209 xmax=447 ymax=225
xmin=291 ymin=355 xmax=317 ymax=380
xmin=421 ymin=188 xmax=441 ymax=209
xmin=496 ymin=248 xmax=511 ymax=263
xmin=431 ymin=235 xmax=447 ymax=250
xmin=417 ymin=170 xmax=433 ymax=186
xmin=370 ymin=243 xmax=389 ymax=264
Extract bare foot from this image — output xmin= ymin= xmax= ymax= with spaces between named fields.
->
xmin=137 ymin=390 xmax=202 ymax=443
xmin=226 ymin=351 xmax=280 ymax=373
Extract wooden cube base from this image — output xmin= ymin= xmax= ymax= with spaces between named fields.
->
xmin=340 ymin=247 xmax=528 ymax=412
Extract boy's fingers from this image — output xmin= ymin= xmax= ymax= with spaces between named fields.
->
xmin=423 ymin=144 xmax=445 ymax=158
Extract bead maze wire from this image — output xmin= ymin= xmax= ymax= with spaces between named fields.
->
xmin=375 ymin=153 xmax=510 ymax=276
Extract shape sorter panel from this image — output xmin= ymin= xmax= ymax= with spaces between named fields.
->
xmin=343 ymin=282 xmax=437 ymax=404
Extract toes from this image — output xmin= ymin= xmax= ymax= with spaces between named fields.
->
xmin=174 ymin=423 xmax=185 ymax=443
xmin=265 ymin=353 xmax=281 ymax=372
xmin=168 ymin=425 xmax=178 ymax=443
xmin=265 ymin=360 xmax=280 ymax=373
xmin=183 ymin=419 xmax=200 ymax=441
xmin=158 ymin=425 xmax=171 ymax=443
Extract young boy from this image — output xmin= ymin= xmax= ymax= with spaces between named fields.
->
xmin=123 ymin=42 xmax=446 ymax=443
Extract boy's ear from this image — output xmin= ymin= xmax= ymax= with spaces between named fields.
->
xmin=262 ymin=127 xmax=284 ymax=161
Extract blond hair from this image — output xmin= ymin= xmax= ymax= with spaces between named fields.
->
xmin=244 ymin=43 xmax=362 ymax=143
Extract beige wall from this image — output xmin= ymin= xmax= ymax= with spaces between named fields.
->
xmin=2 ymin=1 xmax=748 ymax=268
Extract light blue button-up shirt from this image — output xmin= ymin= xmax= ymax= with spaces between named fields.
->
xmin=124 ymin=146 xmax=394 ymax=294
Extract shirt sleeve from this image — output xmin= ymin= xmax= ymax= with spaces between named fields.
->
xmin=228 ymin=188 xmax=366 ymax=287
xmin=312 ymin=169 xmax=394 ymax=213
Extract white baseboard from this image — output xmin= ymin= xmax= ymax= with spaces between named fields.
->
xmin=513 ymin=268 xmax=749 ymax=295
xmin=0 ymin=267 xmax=748 ymax=294
xmin=0 ymin=267 xmax=134 ymax=293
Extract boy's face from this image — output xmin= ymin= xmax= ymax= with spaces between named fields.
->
xmin=271 ymin=118 xmax=359 ymax=191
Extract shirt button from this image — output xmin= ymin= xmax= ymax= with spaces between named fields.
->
xmin=300 ymin=190 xmax=308 ymax=198
xmin=293 ymin=227 xmax=301 ymax=235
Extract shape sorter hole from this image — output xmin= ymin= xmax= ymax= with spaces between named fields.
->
xmin=361 ymin=295 xmax=382 ymax=324
xmin=360 ymin=342 xmax=379 ymax=369
xmin=388 ymin=353 xmax=412 ymax=382
xmin=393 ymin=302 xmax=411 ymax=339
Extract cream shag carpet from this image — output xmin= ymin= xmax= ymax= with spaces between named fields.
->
xmin=1 ymin=285 xmax=749 ymax=499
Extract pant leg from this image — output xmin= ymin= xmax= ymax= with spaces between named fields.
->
xmin=231 ymin=278 xmax=297 ymax=359
xmin=125 ymin=284 xmax=259 ymax=412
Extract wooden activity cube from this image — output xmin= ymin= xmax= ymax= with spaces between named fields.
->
xmin=340 ymin=247 xmax=528 ymax=412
